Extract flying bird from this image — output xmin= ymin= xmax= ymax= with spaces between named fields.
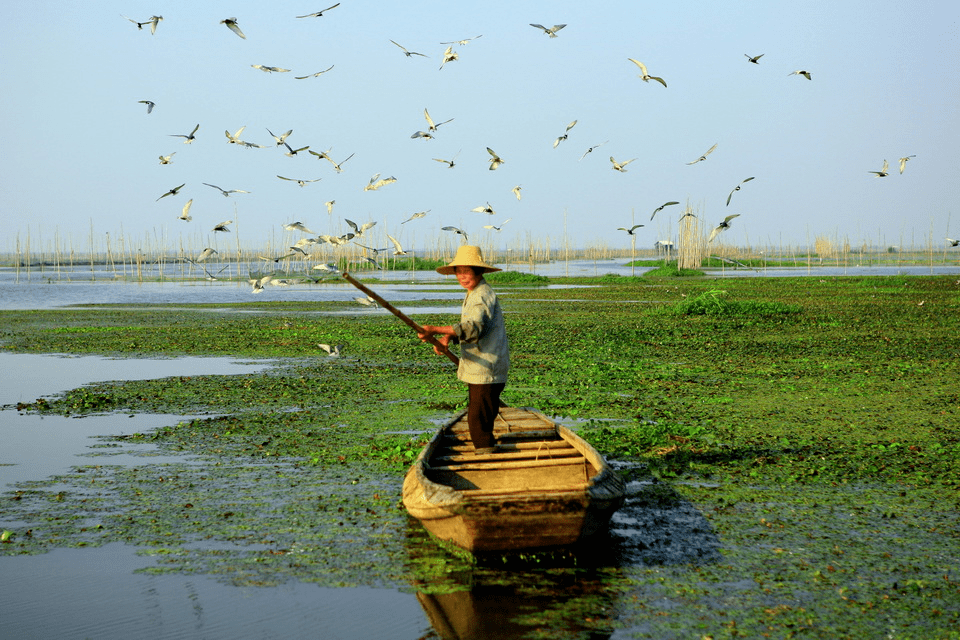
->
xmin=318 ymin=343 xmax=342 ymax=357
xmin=220 ymin=18 xmax=246 ymax=39
xmin=196 ymin=248 xmax=218 ymax=262
xmin=424 ymin=108 xmax=453 ymax=132
xmin=410 ymin=130 xmax=435 ymax=140
xmin=386 ymin=234 xmax=408 ymax=255
xmin=283 ymin=221 xmax=316 ymax=234
xmin=178 ymin=199 xmax=193 ymax=222
xmin=899 ymin=156 xmax=916 ymax=174
xmin=441 ymin=35 xmax=482 ymax=45
xmin=530 ymin=23 xmax=567 ymax=37
xmin=310 ymin=149 xmax=354 ymax=172
xmin=868 ymin=160 xmax=890 ymax=177
xmin=687 ymin=143 xmax=718 ymax=165
xmin=123 ymin=15 xmax=162 ymax=34
xmin=249 ymin=275 xmax=272 ymax=293
xmin=483 ymin=219 xmax=511 ymax=232
xmin=312 ymin=262 xmax=340 ymax=274
xmin=726 ymin=177 xmax=755 ymax=206
xmin=294 ymin=65 xmax=335 ymax=79
xmin=390 ymin=40 xmax=428 ymax=57
xmin=225 ymin=126 xmax=246 ymax=144
xmin=213 ymin=220 xmax=233 ymax=232
xmin=442 ymin=226 xmax=469 ymax=243
xmin=158 ymin=152 xmax=175 ymax=165
xmin=553 ymin=120 xmax=577 ymax=148
xmin=138 ymin=100 xmax=155 ymax=113
xmin=363 ymin=174 xmax=397 ymax=191
xmin=345 ymin=219 xmax=377 ymax=237
xmin=170 ymin=124 xmax=199 ymax=144
xmin=579 ymin=141 xmax=608 ymax=161
xmin=650 ymin=201 xmax=680 ymax=220
xmin=471 ymin=202 xmax=496 ymax=215
xmin=354 ymin=295 xmax=379 ymax=307
xmin=402 ymin=210 xmax=429 ymax=223
xmin=610 ymin=156 xmax=636 ymax=172
xmin=266 ymin=128 xmax=293 ymax=146
xmin=296 ymin=4 xmax=340 ymax=18
xmin=283 ymin=142 xmax=310 ymax=157
xmin=946 ymin=238 xmax=959 ymax=247
xmin=628 ymin=59 xmax=667 ymax=87
xmin=325 ymin=200 xmax=335 ymax=215
xmin=617 ymin=224 xmax=644 ymax=235
xmin=512 ymin=185 xmax=522 ymax=200
xmin=744 ymin=53 xmax=764 ymax=64
xmin=439 ymin=46 xmax=458 ymax=70
xmin=277 ymin=175 xmax=321 ymax=187
xmin=156 ymin=183 xmax=185 ymax=201
xmin=486 ymin=147 xmax=504 ymax=170
xmin=252 ymin=64 xmax=290 ymax=73
xmin=433 ymin=150 xmax=460 ymax=168
xmin=708 ymin=214 xmax=741 ymax=242
xmin=789 ymin=70 xmax=812 ymax=80
xmin=203 ymin=183 xmax=250 ymax=197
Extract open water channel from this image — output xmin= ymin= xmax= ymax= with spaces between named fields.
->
xmin=2 ymin=260 xmax=958 ymax=638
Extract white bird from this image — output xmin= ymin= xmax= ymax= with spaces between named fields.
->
xmin=252 ymin=64 xmax=290 ymax=73
xmin=196 ymin=248 xmax=218 ymax=262
xmin=442 ymin=226 xmax=469 ymax=243
xmin=363 ymin=174 xmax=397 ymax=191
xmin=433 ymin=150 xmax=460 ymax=168
xmin=512 ymin=185 xmax=522 ymax=201
xmin=899 ymin=156 xmax=916 ymax=174
xmin=138 ymin=100 xmax=156 ymax=113
xmin=123 ymin=15 xmax=162 ymax=34
xmin=158 ymin=152 xmax=175 ymax=165
xmin=726 ymin=177 xmax=755 ymax=206
xmin=789 ymin=70 xmax=812 ymax=80
xmin=628 ymin=59 xmax=667 ymax=87
xmin=439 ymin=46 xmax=458 ymax=70
xmin=266 ymin=128 xmax=293 ymax=146
xmin=354 ymin=295 xmax=378 ymax=307
xmin=312 ymin=262 xmax=340 ymax=273
xmin=156 ymin=183 xmax=185 ymax=201
xmin=203 ymin=183 xmax=250 ymax=197
xmin=170 ymin=124 xmax=199 ymax=144
xmin=220 ymin=17 xmax=246 ymax=39
xmin=386 ymin=234 xmax=408 ymax=255
xmin=579 ymin=141 xmax=608 ymax=161
xmin=553 ymin=120 xmax=577 ymax=148
xmin=868 ymin=160 xmax=890 ymax=177
xmin=610 ymin=156 xmax=636 ymax=172
xmin=745 ymin=53 xmax=764 ymax=64
xmin=687 ymin=143 xmax=718 ymax=165
xmin=650 ymin=201 xmax=680 ymax=221
xmin=345 ymin=219 xmax=377 ymax=236
xmin=530 ymin=23 xmax=567 ymax=37
xmin=213 ymin=220 xmax=233 ymax=233
xmin=310 ymin=149 xmax=354 ymax=172
xmin=318 ymin=343 xmax=342 ymax=357
xmin=617 ymin=224 xmax=644 ymax=235
xmin=390 ymin=40 xmax=428 ymax=57
xmin=283 ymin=143 xmax=310 ymax=157
xmin=441 ymin=35 xmax=482 ymax=45
xmin=424 ymin=108 xmax=453 ymax=132
xmin=708 ymin=214 xmax=741 ymax=242
xmin=471 ymin=202 xmax=496 ymax=215
xmin=249 ymin=275 xmax=272 ymax=293
xmin=284 ymin=221 xmax=316 ymax=234
xmin=325 ymin=200 xmax=336 ymax=215
xmin=486 ymin=147 xmax=504 ymax=170
xmin=401 ymin=210 xmax=429 ymax=223
xmin=411 ymin=130 xmax=435 ymax=140
xmin=946 ymin=238 xmax=959 ymax=247
xmin=225 ymin=126 xmax=246 ymax=144
xmin=483 ymin=219 xmax=511 ymax=232
xmin=278 ymin=175 xmax=321 ymax=187
xmin=296 ymin=4 xmax=340 ymax=18
xmin=294 ymin=65 xmax=335 ymax=79
xmin=178 ymin=199 xmax=193 ymax=221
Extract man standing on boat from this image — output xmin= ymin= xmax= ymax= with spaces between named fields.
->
xmin=418 ymin=245 xmax=509 ymax=453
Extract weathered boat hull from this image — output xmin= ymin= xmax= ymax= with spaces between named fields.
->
xmin=402 ymin=406 xmax=625 ymax=552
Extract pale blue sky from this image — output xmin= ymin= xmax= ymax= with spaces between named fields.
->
xmin=2 ymin=1 xmax=958 ymax=256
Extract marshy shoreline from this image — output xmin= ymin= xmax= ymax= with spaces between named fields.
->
xmin=1 ymin=272 xmax=958 ymax=639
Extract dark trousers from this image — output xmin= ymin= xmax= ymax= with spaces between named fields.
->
xmin=467 ymin=383 xmax=505 ymax=449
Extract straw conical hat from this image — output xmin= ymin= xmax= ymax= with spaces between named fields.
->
xmin=436 ymin=245 xmax=501 ymax=275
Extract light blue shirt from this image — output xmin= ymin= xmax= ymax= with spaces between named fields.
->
xmin=452 ymin=279 xmax=509 ymax=384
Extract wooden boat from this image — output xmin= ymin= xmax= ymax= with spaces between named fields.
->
xmin=402 ymin=406 xmax=625 ymax=552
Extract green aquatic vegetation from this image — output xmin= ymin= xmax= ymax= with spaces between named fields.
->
xmin=642 ymin=265 xmax=705 ymax=277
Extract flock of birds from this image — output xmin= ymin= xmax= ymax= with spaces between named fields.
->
xmin=120 ymin=8 xmax=944 ymax=296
